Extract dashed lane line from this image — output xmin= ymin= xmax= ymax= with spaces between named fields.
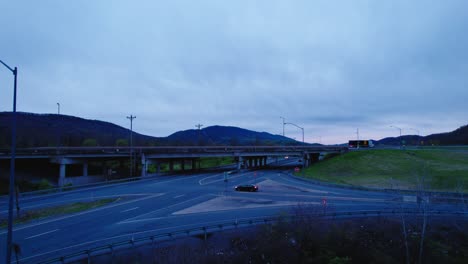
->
xmin=25 ymin=229 xmax=59 ymax=240
xmin=121 ymin=207 xmax=139 ymax=213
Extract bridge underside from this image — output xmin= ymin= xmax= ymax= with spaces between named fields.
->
xmin=0 ymin=146 xmax=345 ymax=187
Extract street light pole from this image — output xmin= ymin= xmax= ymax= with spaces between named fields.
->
xmin=390 ymin=125 xmax=402 ymax=148
xmin=1 ymin=59 xmax=18 ymax=264
xmin=57 ymin=102 xmax=60 ymax=115
xmin=127 ymin=115 xmax=136 ymax=177
xmin=285 ymin=122 xmax=305 ymax=143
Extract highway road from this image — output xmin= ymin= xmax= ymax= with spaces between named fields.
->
xmin=0 ymin=161 xmax=465 ymax=263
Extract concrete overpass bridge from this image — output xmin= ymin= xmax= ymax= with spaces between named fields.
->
xmin=0 ymin=146 xmax=347 ymax=186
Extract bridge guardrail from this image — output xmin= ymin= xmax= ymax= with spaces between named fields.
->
xmin=0 ymin=145 xmax=348 ymax=156
xmin=30 ymin=209 xmax=467 ymax=264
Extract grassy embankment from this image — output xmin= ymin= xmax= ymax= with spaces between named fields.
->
xmin=299 ymin=149 xmax=468 ymax=192
xmin=0 ymin=198 xmax=118 ymax=228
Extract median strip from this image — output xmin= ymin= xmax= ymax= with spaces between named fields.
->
xmin=0 ymin=198 xmax=119 ymax=228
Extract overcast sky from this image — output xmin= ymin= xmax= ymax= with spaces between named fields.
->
xmin=1 ymin=1 xmax=467 ymax=144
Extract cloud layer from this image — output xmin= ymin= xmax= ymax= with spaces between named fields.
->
xmin=1 ymin=1 xmax=467 ymax=143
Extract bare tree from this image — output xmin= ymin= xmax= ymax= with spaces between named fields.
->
xmin=389 ymin=177 xmax=410 ymax=264
xmin=416 ymin=164 xmax=430 ymax=264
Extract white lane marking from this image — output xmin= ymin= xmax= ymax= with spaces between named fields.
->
xmin=118 ymin=195 xmax=214 ymax=224
xmin=25 ymin=229 xmax=59 ymax=240
xmin=121 ymin=207 xmax=139 ymax=213
xmin=199 ymin=171 xmax=256 ymax=185
xmin=0 ymin=193 xmax=164 ymax=235
xmin=150 ymin=175 xmax=201 ymax=186
xmin=198 ymin=173 xmax=225 ymax=185
xmin=173 ymin=195 xmax=185 ymax=199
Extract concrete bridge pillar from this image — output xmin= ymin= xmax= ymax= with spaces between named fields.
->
xmin=141 ymin=160 xmax=147 ymax=177
xmin=156 ymin=162 xmax=161 ymax=173
xmin=82 ymin=163 xmax=88 ymax=177
xmin=237 ymin=157 xmax=243 ymax=170
xmin=169 ymin=160 xmax=174 ymax=172
xmin=181 ymin=160 xmax=185 ymax=171
xmin=191 ymin=159 xmax=196 ymax=171
xmin=248 ymin=158 xmax=253 ymax=168
xmin=255 ymin=158 xmax=259 ymax=167
xmin=59 ymin=163 xmax=66 ymax=187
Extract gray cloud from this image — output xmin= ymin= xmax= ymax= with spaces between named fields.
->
xmin=1 ymin=0 xmax=467 ymax=144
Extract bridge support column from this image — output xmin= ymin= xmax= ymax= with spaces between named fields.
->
xmin=169 ymin=160 xmax=174 ymax=172
xmin=82 ymin=163 xmax=88 ymax=177
xmin=237 ymin=157 xmax=243 ymax=170
xmin=141 ymin=161 xmax=147 ymax=177
xmin=59 ymin=163 xmax=66 ymax=187
xmin=181 ymin=160 xmax=185 ymax=171
xmin=156 ymin=162 xmax=161 ymax=173
xmin=191 ymin=159 xmax=196 ymax=171
xmin=264 ymin=157 xmax=267 ymax=166
xmin=255 ymin=158 xmax=260 ymax=167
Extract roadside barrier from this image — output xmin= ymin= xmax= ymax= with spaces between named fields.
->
xmin=32 ymin=209 xmax=467 ymax=264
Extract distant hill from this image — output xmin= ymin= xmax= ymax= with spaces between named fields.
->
xmin=167 ymin=125 xmax=302 ymax=146
xmin=0 ymin=112 xmax=163 ymax=148
xmin=376 ymin=124 xmax=468 ymax=146
xmin=0 ymin=112 xmax=303 ymax=147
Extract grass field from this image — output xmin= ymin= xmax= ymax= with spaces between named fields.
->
xmin=0 ymin=198 xmax=118 ymax=228
xmin=299 ymin=149 xmax=468 ymax=192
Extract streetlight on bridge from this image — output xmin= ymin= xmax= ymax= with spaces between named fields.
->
xmin=284 ymin=122 xmax=305 ymax=143
xmin=1 ymin=58 xmax=18 ymax=264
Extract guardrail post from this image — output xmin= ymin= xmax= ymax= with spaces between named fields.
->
xmin=109 ymin=244 xmax=114 ymax=264
xmin=86 ymin=250 xmax=91 ymax=264
xmin=151 ymin=236 xmax=156 ymax=263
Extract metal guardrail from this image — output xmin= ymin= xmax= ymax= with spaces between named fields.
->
xmin=31 ymin=209 xmax=467 ymax=264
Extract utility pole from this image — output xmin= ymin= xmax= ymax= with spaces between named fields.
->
xmin=127 ymin=115 xmax=136 ymax=177
xmin=196 ymin=124 xmax=203 ymax=145
xmin=57 ymin=102 xmax=60 ymax=115
xmin=1 ymin=59 xmax=18 ymax=264
xmin=280 ymin=117 xmax=286 ymax=136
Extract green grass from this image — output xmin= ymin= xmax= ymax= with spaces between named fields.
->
xmin=0 ymin=198 xmax=118 ymax=228
xmin=299 ymin=149 xmax=468 ymax=192
xmin=199 ymin=157 xmax=235 ymax=169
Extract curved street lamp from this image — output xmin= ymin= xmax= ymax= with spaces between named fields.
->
xmin=285 ymin=122 xmax=305 ymax=143
xmin=390 ymin=125 xmax=402 ymax=149
xmin=1 ymin=59 xmax=18 ymax=264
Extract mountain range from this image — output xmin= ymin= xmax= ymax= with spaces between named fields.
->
xmin=0 ymin=112 xmax=301 ymax=148
xmin=0 ymin=112 xmax=467 ymax=147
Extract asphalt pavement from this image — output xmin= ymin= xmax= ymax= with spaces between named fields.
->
xmin=0 ymin=162 xmax=465 ymax=263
